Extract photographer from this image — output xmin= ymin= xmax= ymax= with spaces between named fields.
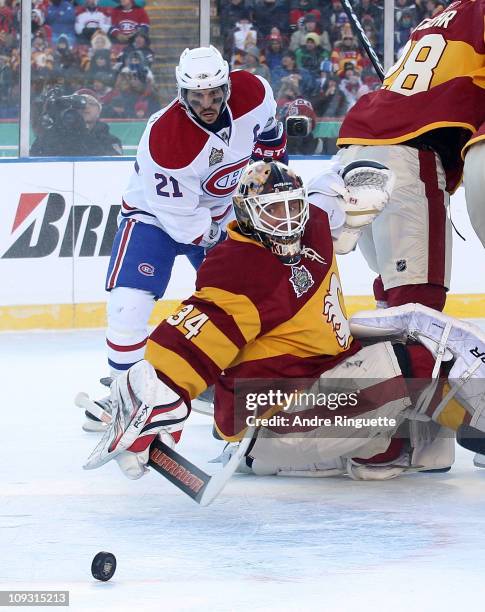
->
xmin=30 ymin=89 xmax=122 ymax=156
xmin=282 ymin=97 xmax=324 ymax=155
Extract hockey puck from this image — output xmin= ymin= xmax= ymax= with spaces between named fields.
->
xmin=91 ymin=552 xmax=117 ymax=582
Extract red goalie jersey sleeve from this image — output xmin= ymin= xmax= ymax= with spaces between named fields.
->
xmin=462 ymin=121 xmax=485 ymax=157
xmin=338 ymin=0 xmax=485 ymax=191
xmin=144 ymin=207 xmax=360 ymax=440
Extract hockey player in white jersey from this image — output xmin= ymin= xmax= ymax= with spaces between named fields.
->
xmin=83 ymin=46 xmax=287 ymax=430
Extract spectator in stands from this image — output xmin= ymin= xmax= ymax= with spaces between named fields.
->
xmin=295 ymin=32 xmax=328 ymax=79
xmin=0 ymin=0 xmax=15 ymax=47
xmin=252 ymin=0 xmax=289 ymax=37
xmin=272 ymin=50 xmax=315 ymax=99
xmin=264 ymin=32 xmax=285 ymax=72
xmin=31 ymin=91 xmax=122 ymax=155
xmin=395 ymin=8 xmax=414 ymax=51
xmin=331 ymin=26 xmax=364 ymax=76
xmin=109 ymin=0 xmax=149 ymax=45
xmin=355 ymin=0 xmax=382 ymax=30
xmin=31 ymin=33 xmax=54 ymax=73
xmin=312 ymin=75 xmax=347 ymax=116
xmin=395 ymin=0 xmax=417 ymax=23
xmin=289 ymin=14 xmax=331 ymax=54
xmin=103 ymin=65 xmax=157 ymax=118
xmin=289 ymin=0 xmax=321 ymax=30
xmin=339 ymin=62 xmax=363 ymax=109
xmin=416 ymin=0 xmax=449 ymax=23
xmin=289 ymin=16 xmax=307 ymax=51
xmin=80 ymin=30 xmax=111 ymax=70
xmin=53 ymin=33 xmax=79 ymax=71
xmin=276 ymin=74 xmax=300 ymax=108
xmin=81 ymin=94 xmax=122 ymax=154
xmin=32 ymin=8 xmax=52 ymax=42
xmin=230 ymin=12 xmax=258 ymax=53
xmin=328 ymin=0 xmax=347 ymax=43
xmin=90 ymin=70 xmax=114 ymax=104
xmin=119 ymin=30 xmax=153 ymax=68
xmin=86 ymin=48 xmax=111 ymax=75
xmin=220 ymin=0 xmax=248 ymax=36
xmin=75 ymin=0 xmax=111 ymax=43
xmin=266 ymin=26 xmax=289 ymax=48
xmin=123 ymin=48 xmax=153 ymax=83
xmin=90 ymin=29 xmax=112 ymax=52
xmin=240 ymin=45 xmax=271 ymax=82
xmin=329 ymin=9 xmax=350 ymax=44
xmin=46 ymin=0 xmax=76 ymax=45
xmin=0 ymin=51 xmax=14 ymax=116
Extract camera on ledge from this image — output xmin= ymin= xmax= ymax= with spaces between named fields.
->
xmin=285 ymin=115 xmax=313 ymax=138
xmin=41 ymin=88 xmax=87 ymax=132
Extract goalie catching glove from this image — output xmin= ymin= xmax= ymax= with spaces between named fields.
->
xmin=308 ymin=160 xmax=395 ymax=254
xmin=84 ymin=360 xmax=189 ymax=479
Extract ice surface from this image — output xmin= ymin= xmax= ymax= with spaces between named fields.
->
xmin=1 ymin=326 xmax=485 ymax=611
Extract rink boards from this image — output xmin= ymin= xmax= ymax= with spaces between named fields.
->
xmin=0 ymin=157 xmax=483 ymax=330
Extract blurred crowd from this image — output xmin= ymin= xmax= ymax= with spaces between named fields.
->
xmin=218 ymin=0 xmax=451 ymax=134
xmin=0 ymin=0 xmax=452 ymax=138
xmin=0 ymin=0 xmax=159 ymax=122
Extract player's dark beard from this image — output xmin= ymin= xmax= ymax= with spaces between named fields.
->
xmin=192 ymin=106 xmax=230 ymax=134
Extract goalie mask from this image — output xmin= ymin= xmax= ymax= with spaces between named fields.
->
xmin=233 ymin=161 xmax=308 ymax=265
xmin=175 ymin=46 xmax=230 ymax=120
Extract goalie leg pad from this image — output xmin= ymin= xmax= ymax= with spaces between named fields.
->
xmin=351 ymin=304 xmax=485 ymax=427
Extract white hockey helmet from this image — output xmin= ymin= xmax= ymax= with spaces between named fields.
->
xmin=175 ymin=45 xmax=231 ymax=111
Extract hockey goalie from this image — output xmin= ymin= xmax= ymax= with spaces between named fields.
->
xmin=83 ymin=161 xmax=485 ymax=482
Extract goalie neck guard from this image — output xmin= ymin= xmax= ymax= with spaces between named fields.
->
xmin=232 ymin=161 xmax=308 ymax=265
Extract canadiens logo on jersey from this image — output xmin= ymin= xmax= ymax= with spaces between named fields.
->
xmin=202 ymin=157 xmax=250 ymax=198
xmin=289 ymin=264 xmax=314 ymax=297
xmin=323 ymin=273 xmax=351 ymax=349
xmin=209 ymin=147 xmax=224 ymax=167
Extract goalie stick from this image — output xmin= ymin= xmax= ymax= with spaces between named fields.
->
xmin=75 ymin=392 xmax=255 ymax=506
xmin=340 ymin=0 xmax=385 ymax=82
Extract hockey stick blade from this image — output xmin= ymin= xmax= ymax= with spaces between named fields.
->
xmin=76 ymin=390 xmax=255 ymax=506
xmin=148 ymin=427 xmax=256 ymax=507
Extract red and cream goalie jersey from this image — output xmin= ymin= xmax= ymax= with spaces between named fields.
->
xmin=121 ymin=70 xmax=286 ymax=245
xmin=338 ymin=0 xmax=485 ymax=191
xmin=145 ymin=204 xmax=360 ymax=440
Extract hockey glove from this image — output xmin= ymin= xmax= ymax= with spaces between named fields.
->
xmin=84 ymin=360 xmax=189 ymax=479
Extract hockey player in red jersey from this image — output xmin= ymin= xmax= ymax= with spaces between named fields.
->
xmin=83 ymin=161 xmax=485 ymax=483
xmin=83 ymin=46 xmax=287 ymax=431
xmin=337 ymin=0 xmax=485 ymax=313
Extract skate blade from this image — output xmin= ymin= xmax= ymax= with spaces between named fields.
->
xmin=82 ymin=418 xmax=108 ymax=433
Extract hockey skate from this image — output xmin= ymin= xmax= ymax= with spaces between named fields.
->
xmin=191 ymin=385 xmax=215 ymax=416
xmin=77 ymin=377 xmax=113 ymax=432
xmin=474 ymin=453 xmax=485 ymax=468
